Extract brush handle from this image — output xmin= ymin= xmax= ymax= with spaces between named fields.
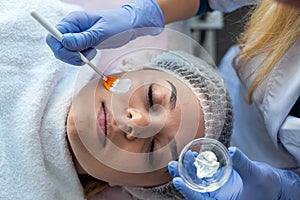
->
xmin=30 ymin=10 xmax=106 ymax=80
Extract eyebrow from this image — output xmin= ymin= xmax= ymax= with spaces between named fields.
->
xmin=166 ymin=80 xmax=177 ymax=110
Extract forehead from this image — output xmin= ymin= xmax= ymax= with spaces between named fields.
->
xmin=119 ymin=69 xmax=183 ymax=87
xmin=123 ymin=68 xmax=172 ymax=78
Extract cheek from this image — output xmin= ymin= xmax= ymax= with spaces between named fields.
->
xmin=173 ymin=100 xmax=203 ymax=152
xmin=66 ymin=107 xmax=77 ymax=139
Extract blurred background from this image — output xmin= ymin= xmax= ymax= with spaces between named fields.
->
xmin=62 ymin=0 xmax=253 ymax=66
xmin=189 ymin=6 xmax=253 ymax=65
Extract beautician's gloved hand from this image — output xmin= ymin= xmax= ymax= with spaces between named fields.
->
xmin=168 ymin=147 xmax=300 ymax=200
xmin=46 ymin=0 xmax=164 ymax=65
xmin=168 ymin=148 xmax=243 ymax=200
xmin=229 ymin=147 xmax=300 ymax=200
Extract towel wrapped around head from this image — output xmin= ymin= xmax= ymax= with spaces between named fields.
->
xmin=0 ymin=0 xmax=95 ymax=199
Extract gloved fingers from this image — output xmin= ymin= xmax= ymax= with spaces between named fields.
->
xmin=173 ymin=177 xmax=212 ymax=200
xmin=46 ymin=34 xmax=83 ymax=66
xmin=227 ymin=169 xmax=244 ymax=198
xmin=54 ymin=11 xmax=103 ymax=51
xmin=46 ymin=34 xmax=62 ymax=50
xmin=168 ymin=161 xmax=180 ymax=178
xmin=56 ymin=11 xmax=94 ymax=34
xmin=183 ymin=150 xmax=197 ymax=165
xmin=229 ymin=147 xmax=263 ymax=182
xmin=46 ymin=33 xmax=98 ymax=66
xmin=62 ymin=31 xmax=103 ymax=51
xmin=80 ymin=48 xmax=97 ymax=61
xmin=206 ymin=169 xmax=243 ymax=200
xmin=56 ymin=20 xmax=81 ymax=35
xmin=183 ymin=150 xmax=197 ymax=180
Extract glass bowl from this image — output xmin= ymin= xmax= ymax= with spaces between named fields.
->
xmin=178 ymin=138 xmax=232 ymax=192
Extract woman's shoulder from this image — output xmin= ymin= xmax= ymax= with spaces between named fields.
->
xmin=257 ymin=40 xmax=300 ymax=141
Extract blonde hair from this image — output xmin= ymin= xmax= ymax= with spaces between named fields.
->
xmin=234 ymin=0 xmax=300 ymax=103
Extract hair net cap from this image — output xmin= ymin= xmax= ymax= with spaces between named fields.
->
xmin=121 ymin=50 xmax=233 ymax=200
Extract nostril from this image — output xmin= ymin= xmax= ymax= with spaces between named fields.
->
xmin=127 ymin=112 xmax=132 ymax=119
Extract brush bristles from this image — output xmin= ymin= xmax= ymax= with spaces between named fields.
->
xmin=103 ymin=76 xmax=119 ymax=91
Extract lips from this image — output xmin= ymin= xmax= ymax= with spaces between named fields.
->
xmin=97 ymin=102 xmax=113 ymax=139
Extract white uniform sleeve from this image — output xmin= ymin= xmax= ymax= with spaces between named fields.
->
xmin=208 ymin=0 xmax=257 ymax=12
xmin=279 ymin=116 xmax=300 ymax=171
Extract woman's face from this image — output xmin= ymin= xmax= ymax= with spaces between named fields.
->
xmin=67 ymin=69 xmax=204 ymax=187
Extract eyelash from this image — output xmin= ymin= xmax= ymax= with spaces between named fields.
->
xmin=150 ymin=138 xmax=155 ymax=152
xmin=148 ymin=84 xmax=154 ymax=108
xmin=148 ymin=84 xmax=155 ymax=152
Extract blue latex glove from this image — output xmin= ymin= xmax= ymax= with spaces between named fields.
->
xmin=168 ymin=149 xmax=243 ymax=200
xmin=230 ymin=147 xmax=300 ymax=199
xmin=46 ymin=0 xmax=164 ymax=65
xmin=168 ymin=147 xmax=300 ymax=200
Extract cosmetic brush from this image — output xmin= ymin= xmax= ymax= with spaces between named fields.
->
xmin=30 ymin=10 xmax=131 ymax=94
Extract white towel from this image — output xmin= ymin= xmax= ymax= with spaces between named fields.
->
xmin=0 ymin=0 xmax=95 ymax=199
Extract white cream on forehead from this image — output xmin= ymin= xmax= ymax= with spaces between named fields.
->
xmin=193 ymin=151 xmax=220 ymax=179
xmin=110 ymin=78 xmax=132 ymax=94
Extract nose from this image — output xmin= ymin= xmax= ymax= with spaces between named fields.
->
xmin=123 ymin=108 xmax=156 ymax=139
xmin=122 ymin=107 xmax=166 ymax=139
xmin=126 ymin=108 xmax=151 ymax=127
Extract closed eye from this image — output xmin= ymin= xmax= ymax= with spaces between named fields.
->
xmin=150 ymin=138 xmax=155 ymax=152
xmin=148 ymin=83 xmax=154 ymax=108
